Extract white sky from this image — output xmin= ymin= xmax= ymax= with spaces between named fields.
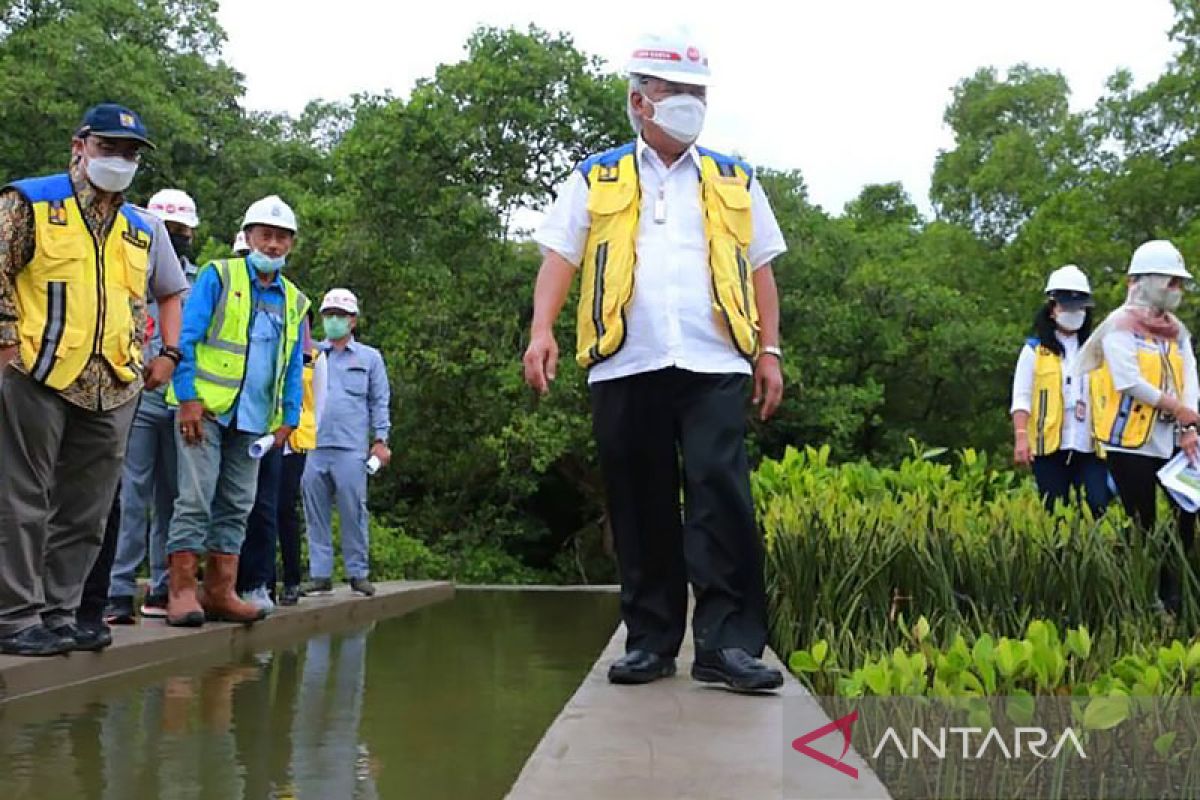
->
xmin=217 ymin=0 xmax=1178 ymax=216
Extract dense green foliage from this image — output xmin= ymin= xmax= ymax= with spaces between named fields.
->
xmin=7 ymin=1 xmax=1200 ymax=581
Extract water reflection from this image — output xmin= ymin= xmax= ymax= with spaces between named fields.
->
xmin=0 ymin=590 xmax=619 ymax=800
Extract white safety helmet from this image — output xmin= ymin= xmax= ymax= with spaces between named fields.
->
xmin=320 ymin=288 xmax=359 ymax=315
xmin=146 ymin=188 xmax=199 ymax=229
xmin=625 ymin=30 xmax=713 ymax=87
xmin=242 ymin=194 xmax=297 ymax=233
xmin=232 ymin=230 xmax=250 ymax=255
xmin=1044 ymin=264 xmax=1091 ymax=295
xmin=1128 ymin=239 xmax=1192 ymax=279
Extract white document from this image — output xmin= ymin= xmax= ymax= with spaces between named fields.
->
xmin=248 ymin=434 xmax=276 ymax=460
xmin=1157 ymin=452 xmax=1200 ymax=513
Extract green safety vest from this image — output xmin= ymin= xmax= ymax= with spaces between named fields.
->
xmin=169 ymin=258 xmax=309 ymax=429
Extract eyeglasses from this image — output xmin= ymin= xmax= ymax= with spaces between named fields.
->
xmin=88 ymin=136 xmax=143 ymax=162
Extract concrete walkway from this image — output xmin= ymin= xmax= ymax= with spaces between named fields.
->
xmin=507 ymin=623 xmax=891 ymax=800
xmin=0 ymin=580 xmax=451 ymax=704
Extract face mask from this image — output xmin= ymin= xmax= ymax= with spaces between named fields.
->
xmin=1055 ymin=310 xmax=1086 ymax=332
xmin=246 ymin=249 xmax=286 ymax=275
xmin=168 ymin=232 xmax=193 ymax=262
xmin=323 ymin=316 xmax=351 ymax=340
xmin=85 ymin=156 xmax=138 ymax=193
xmin=1140 ymin=276 xmax=1184 ymax=311
xmin=647 ymin=94 xmax=707 ymax=145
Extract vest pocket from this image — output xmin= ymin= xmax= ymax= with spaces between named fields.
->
xmin=121 ymin=239 xmax=149 ymax=299
xmin=710 ymin=181 xmax=753 ymax=245
xmin=35 ymin=235 xmax=87 ymax=281
xmin=22 ymin=283 xmax=86 ymax=383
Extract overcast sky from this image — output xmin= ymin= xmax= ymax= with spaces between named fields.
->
xmin=217 ymin=0 xmax=1178 ymax=216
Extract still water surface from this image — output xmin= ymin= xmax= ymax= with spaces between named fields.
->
xmin=0 ymin=589 xmax=619 ymax=800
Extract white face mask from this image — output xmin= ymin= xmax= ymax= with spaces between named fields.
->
xmin=647 ymin=94 xmax=707 ymax=145
xmin=85 ymin=156 xmax=138 ymax=193
xmin=1138 ymin=275 xmax=1185 ymax=312
xmin=1055 ymin=310 xmax=1086 ymax=332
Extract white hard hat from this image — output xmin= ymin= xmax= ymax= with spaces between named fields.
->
xmin=232 ymin=230 xmax=250 ymax=255
xmin=146 ymin=188 xmax=199 ymax=228
xmin=320 ymin=288 xmax=359 ymax=315
xmin=1129 ymin=239 xmax=1192 ymax=279
xmin=242 ymin=194 xmax=297 ymax=233
xmin=1044 ymin=265 xmax=1091 ymax=295
xmin=625 ymin=31 xmax=713 ymax=87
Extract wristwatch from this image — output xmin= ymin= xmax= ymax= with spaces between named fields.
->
xmin=158 ymin=345 xmax=183 ymax=365
xmin=759 ymin=345 xmax=783 ymax=361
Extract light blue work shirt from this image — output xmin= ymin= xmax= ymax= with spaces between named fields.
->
xmin=317 ymin=337 xmax=391 ymax=451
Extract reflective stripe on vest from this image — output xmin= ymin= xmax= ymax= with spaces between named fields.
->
xmin=9 ymin=173 xmax=151 ymax=390
xmin=573 ymin=142 xmax=759 ymax=369
xmin=1091 ymin=335 xmax=1184 ymax=450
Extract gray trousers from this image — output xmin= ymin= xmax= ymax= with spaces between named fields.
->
xmin=0 ymin=368 xmax=137 ymax=634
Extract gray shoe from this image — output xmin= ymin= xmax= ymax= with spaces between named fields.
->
xmin=240 ymin=586 xmax=275 ymax=615
xmin=300 ymin=577 xmax=333 ymax=596
xmin=349 ymin=577 xmax=376 ymax=597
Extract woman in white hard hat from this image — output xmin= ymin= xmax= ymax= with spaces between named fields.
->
xmin=1077 ymin=239 xmax=1200 ymax=615
xmin=1011 ymin=264 xmax=1110 ymax=516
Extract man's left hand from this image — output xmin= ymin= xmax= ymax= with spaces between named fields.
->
xmin=272 ymin=425 xmax=295 ymax=450
xmin=1184 ymin=429 xmax=1200 ymax=467
xmin=371 ymin=441 xmax=392 ymax=467
xmin=143 ymin=355 xmax=175 ymax=391
xmin=752 ymin=354 xmax=784 ymax=422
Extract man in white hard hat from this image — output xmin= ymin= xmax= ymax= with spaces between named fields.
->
xmin=300 ymin=288 xmax=391 ymax=598
xmin=100 ymin=189 xmax=203 ymax=626
xmin=164 ymin=194 xmax=310 ymax=627
xmin=523 ymin=31 xmax=787 ymax=690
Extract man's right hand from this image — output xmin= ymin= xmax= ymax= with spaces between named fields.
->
xmin=523 ymin=330 xmax=559 ymax=396
xmin=178 ymin=400 xmax=206 ymax=446
xmin=1013 ymin=436 xmax=1033 ymax=468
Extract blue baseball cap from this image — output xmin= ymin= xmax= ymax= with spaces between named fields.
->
xmin=76 ymin=103 xmax=155 ymax=149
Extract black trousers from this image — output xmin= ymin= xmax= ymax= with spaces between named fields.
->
xmin=278 ymin=452 xmax=307 ymax=588
xmin=238 ymin=446 xmax=283 ymax=593
xmin=1108 ymin=450 xmax=1197 ymax=605
xmin=79 ymin=493 xmax=120 ymax=624
xmin=590 ymin=367 xmax=767 ymax=657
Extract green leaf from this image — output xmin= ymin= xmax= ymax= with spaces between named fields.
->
xmin=1006 ymin=691 xmax=1036 ymax=726
xmin=1155 ymin=732 xmax=1177 ymax=758
xmin=1065 ymin=627 xmax=1092 ymax=660
xmin=913 ymin=615 xmax=931 ymax=644
xmin=789 ymin=651 xmax=819 ymax=673
xmin=811 ymin=640 xmax=829 ymax=668
xmin=1185 ymin=643 xmax=1200 ymax=672
xmin=1082 ymin=696 xmax=1130 ymax=731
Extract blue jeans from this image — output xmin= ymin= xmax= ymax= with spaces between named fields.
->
xmin=109 ymin=392 xmax=176 ymax=598
xmin=238 ymin=446 xmax=282 ymax=592
xmin=302 ymin=448 xmax=370 ymax=579
xmin=1031 ymin=449 xmax=1112 ymax=517
xmin=168 ymin=418 xmax=261 ymax=555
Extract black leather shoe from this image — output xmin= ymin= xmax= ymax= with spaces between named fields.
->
xmin=52 ymin=622 xmax=113 ymax=652
xmin=607 ymin=650 xmax=676 ymax=684
xmin=0 ymin=624 xmax=74 ymax=657
xmin=692 ymin=648 xmax=784 ymax=691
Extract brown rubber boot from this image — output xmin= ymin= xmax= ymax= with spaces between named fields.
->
xmin=200 ymin=553 xmax=266 ymax=623
xmin=167 ymin=552 xmax=205 ymax=627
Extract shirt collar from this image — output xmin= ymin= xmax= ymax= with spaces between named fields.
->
xmin=635 ymin=135 xmax=700 ymax=173
xmin=243 ymin=260 xmax=285 ymax=290
xmin=320 ymin=335 xmax=357 ymax=352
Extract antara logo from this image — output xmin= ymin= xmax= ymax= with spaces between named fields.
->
xmin=872 ymin=727 xmax=1087 ymax=761
xmin=792 ymin=711 xmax=859 ymax=779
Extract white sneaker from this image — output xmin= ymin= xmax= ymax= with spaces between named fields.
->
xmin=242 ymin=586 xmax=275 ymax=615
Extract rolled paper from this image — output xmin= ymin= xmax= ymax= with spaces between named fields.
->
xmin=365 ymin=455 xmax=382 ymax=475
xmin=248 ymin=434 xmax=276 ymax=460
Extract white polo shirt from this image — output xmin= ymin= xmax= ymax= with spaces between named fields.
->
xmin=535 ymin=137 xmax=787 ymax=384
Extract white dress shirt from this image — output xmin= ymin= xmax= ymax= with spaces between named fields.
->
xmin=1010 ymin=333 xmax=1094 ymax=454
xmin=535 ymin=137 xmax=787 ymax=384
xmin=1101 ymin=328 xmax=1199 ymax=459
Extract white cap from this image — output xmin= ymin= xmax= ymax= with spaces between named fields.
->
xmin=1129 ymin=239 xmax=1192 ymax=279
xmin=232 ymin=230 xmax=250 ymax=255
xmin=1044 ymin=265 xmax=1091 ymax=295
xmin=320 ymin=288 xmax=359 ymax=315
xmin=625 ymin=31 xmax=713 ymax=87
xmin=146 ymin=189 xmax=199 ymax=228
xmin=242 ymin=194 xmax=297 ymax=233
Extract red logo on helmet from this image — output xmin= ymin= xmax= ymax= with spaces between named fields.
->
xmin=686 ymin=46 xmax=700 ymax=62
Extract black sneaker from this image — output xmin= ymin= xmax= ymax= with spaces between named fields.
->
xmin=55 ymin=621 xmax=113 ymax=652
xmin=349 ymin=578 xmax=376 ymax=597
xmin=140 ymin=592 xmax=168 ymax=618
xmin=0 ymin=624 xmax=74 ymax=657
xmin=279 ymin=585 xmax=301 ymax=606
xmin=104 ymin=595 xmax=136 ymax=625
xmin=300 ymin=577 xmax=333 ymax=596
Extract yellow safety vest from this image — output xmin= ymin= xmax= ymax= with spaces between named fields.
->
xmin=1092 ymin=334 xmax=1184 ymax=450
xmin=288 ymin=347 xmax=318 ymax=451
xmin=9 ymin=173 xmax=151 ymax=389
xmin=1028 ymin=343 xmax=1065 ymax=457
xmin=169 ymin=259 xmax=309 ymax=430
xmin=574 ymin=142 xmax=759 ymax=368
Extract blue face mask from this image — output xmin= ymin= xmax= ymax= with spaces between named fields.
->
xmin=323 ymin=316 xmax=351 ymax=340
xmin=247 ymin=249 xmax=286 ymax=275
